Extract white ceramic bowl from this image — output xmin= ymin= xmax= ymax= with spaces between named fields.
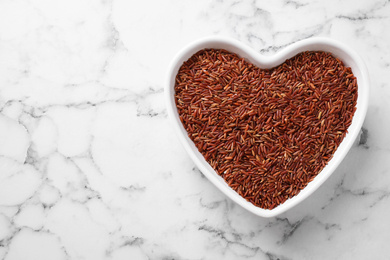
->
xmin=165 ymin=36 xmax=369 ymax=218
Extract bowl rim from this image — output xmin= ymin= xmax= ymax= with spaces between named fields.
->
xmin=165 ymin=36 xmax=369 ymax=218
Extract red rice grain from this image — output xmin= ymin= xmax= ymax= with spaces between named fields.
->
xmin=174 ymin=49 xmax=358 ymax=210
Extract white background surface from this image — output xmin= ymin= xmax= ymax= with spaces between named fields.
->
xmin=0 ymin=0 xmax=389 ymax=259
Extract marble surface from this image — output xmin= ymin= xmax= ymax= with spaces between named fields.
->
xmin=0 ymin=0 xmax=389 ymax=259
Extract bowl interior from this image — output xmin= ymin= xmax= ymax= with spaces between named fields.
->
xmin=166 ymin=37 xmax=369 ymax=217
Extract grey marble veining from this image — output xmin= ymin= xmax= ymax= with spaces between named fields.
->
xmin=0 ymin=0 xmax=389 ymax=259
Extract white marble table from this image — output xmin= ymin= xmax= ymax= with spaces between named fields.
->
xmin=0 ymin=0 xmax=389 ymax=259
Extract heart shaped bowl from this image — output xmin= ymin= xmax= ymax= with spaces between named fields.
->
xmin=166 ymin=36 xmax=369 ymax=218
